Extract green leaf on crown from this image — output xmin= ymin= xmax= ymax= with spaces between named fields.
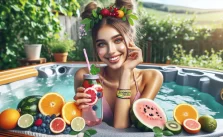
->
xmin=127 ymin=17 xmax=134 ymax=25
xmin=81 ymin=18 xmax=91 ymax=24
xmin=92 ymin=10 xmax=98 ymax=18
xmin=129 ymin=14 xmax=138 ymax=20
xmin=127 ymin=9 xmax=132 ymax=15
xmin=122 ymin=16 xmax=126 ymax=21
xmin=99 ymin=15 xmax=102 ymax=20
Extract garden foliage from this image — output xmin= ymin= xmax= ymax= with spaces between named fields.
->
xmin=0 ymin=0 xmax=80 ymax=70
xmin=137 ymin=6 xmax=223 ymax=69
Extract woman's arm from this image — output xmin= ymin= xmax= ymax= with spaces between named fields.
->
xmin=113 ymin=69 xmax=132 ymax=128
xmin=113 ymin=42 xmax=143 ymax=128
xmin=140 ymin=69 xmax=163 ymax=99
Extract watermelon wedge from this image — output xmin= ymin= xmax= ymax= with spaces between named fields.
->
xmin=130 ymin=98 xmax=167 ymax=131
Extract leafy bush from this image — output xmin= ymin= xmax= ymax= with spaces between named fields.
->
xmin=48 ymin=35 xmax=75 ymax=53
xmin=171 ymin=44 xmax=223 ymax=70
xmin=0 ymin=0 xmax=80 ymax=70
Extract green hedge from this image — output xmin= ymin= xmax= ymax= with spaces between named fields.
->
xmin=137 ymin=8 xmax=223 ymax=63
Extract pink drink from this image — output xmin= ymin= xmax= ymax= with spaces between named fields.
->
xmin=82 ymin=74 xmax=103 ymax=126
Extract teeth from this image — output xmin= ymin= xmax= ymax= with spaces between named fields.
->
xmin=109 ymin=56 xmax=119 ymax=61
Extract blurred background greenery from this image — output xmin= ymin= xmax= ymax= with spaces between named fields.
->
xmin=0 ymin=0 xmax=222 ymax=70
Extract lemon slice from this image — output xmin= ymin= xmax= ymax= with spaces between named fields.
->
xmin=17 ymin=114 xmax=34 ymax=129
xmin=71 ymin=117 xmax=85 ymax=132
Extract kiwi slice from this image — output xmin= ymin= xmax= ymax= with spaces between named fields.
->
xmin=165 ymin=121 xmax=182 ymax=135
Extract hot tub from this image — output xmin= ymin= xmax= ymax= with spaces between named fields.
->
xmin=0 ymin=62 xmax=223 ymax=137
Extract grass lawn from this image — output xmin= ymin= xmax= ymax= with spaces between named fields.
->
xmin=143 ymin=7 xmax=223 ymax=28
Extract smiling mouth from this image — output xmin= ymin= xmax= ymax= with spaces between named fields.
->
xmin=108 ymin=55 xmax=120 ymax=63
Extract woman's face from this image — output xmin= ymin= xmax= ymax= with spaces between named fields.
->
xmin=96 ymin=25 xmax=128 ymax=70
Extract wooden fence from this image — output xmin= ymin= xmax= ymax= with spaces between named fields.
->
xmin=58 ymin=15 xmax=81 ymax=41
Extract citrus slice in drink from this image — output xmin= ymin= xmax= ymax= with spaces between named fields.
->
xmin=93 ymin=84 xmax=103 ymax=98
xmin=173 ymin=103 xmax=199 ymax=125
xmin=38 ymin=92 xmax=65 ymax=116
xmin=71 ymin=117 xmax=85 ymax=132
xmin=50 ymin=117 xmax=66 ymax=134
xmin=61 ymin=101 xmax=82 ymax=125
xmin=84 ymin=87 xmax=98 ymax=105
xmin=17 ymin=114 xmax=34 ymax=129
xmin=183 ymin=118 xmax=201 ymax=134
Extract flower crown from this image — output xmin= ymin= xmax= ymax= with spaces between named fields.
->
xmin=81 ymin=5 xmax=138 ymax=32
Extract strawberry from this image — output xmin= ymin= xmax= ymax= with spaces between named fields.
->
xmin=83 ymin=80 xmax=93 ymax=88
xmin=100 ymin=8 xmax=110 ymax=17
xmin=34 ymin=118 xmax=43 ymax=126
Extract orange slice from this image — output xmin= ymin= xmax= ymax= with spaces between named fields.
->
xmin=173 ymin=103 xmax=199 ymax=125
xmin=61 ymin=101 xmax=82 ymax=125
xmin=38 ymin=92 xmax=65 ymax=116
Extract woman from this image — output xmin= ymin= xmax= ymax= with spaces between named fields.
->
xmin=74 ymin=0 xmax=163 ymax=129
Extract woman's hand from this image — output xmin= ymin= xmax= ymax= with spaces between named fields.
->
xmin=122 ymin=41 xmax=143 ymax=70
xmin=74 ymin=87 xmax=91 ymax=109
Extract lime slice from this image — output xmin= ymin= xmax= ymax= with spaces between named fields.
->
xmin=71 ymin=117 xmax=85 ymax=132
xmin=17 ymin=114 xmax=34 ymax=129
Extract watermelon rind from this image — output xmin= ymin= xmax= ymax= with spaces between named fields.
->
xmin=17 ymin=95 xmax=42 ymax=116
xmin=130 ymin=98 xmax=167 ymax=132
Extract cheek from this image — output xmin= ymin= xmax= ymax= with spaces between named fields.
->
xmin=119 ymin=45 xmax=125 ymax=50
xmin=97 ymin=48 xmax=106 ymax=56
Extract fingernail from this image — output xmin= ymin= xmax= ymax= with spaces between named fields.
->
xmin=88 ymin=94 xmax=91 ymax=97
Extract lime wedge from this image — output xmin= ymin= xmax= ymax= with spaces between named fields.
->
xmin=71 ymin=117 xmax=85 ymax=132
xmin=17 ymin=114 xmax=34 ymax=129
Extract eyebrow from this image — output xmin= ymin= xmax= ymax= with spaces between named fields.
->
xmin=96 ymin=34 xmax=122 ymax=43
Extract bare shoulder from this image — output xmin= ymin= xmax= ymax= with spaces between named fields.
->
xmin=135 ymin=68 xmax=163 ymax=99
xmin=137 ymin=68 xmax=163 ymax=80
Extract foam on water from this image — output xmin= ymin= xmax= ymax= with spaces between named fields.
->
xmin=0 ymin=75 xmax=223 ymax=120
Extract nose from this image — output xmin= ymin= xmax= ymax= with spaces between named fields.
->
xmin=107 ymin=42 xmax=116 ymax=55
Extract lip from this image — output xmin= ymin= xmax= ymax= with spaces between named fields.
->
xmin=107 ymin=55 xmax=121 ymax=63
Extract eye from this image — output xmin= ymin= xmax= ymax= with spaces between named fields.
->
xmin=114 ymin=38 xmax=123 ymax=44
xmin=97 ymin=43 xmax=106 ymax=47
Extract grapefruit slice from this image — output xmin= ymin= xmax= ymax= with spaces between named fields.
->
xmin=84 ymin=87 xmax=98 ymax=105
xmin=173 ymin=103 xmax=199 ymax=125
xmin=50 ymin=117 xmax=66 ymax=134
xmin=17 ymin=114 xmax=34 ymax=129
xmin=38 ymin=92 xmax=65 ymax=116
xmin=183 ymin=118 xmax=201 ymax=134
xmin=71 ymin=117 xmax=85 ymax=132
xmin=93 ymin=84 xmax=103 ymax=98
xmin=61 ymin=101 xmax=82 ymax=125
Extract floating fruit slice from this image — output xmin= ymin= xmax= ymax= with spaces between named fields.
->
xmin=198 ymin=115 xmax=217 ymax=132
xmin=84 ymin=87 xmax=98 ymax=105
xmin=17 ymin=114 xmax=34 ymax=129
xmin=93 ymin=84 xmax=103 ymax=98
xmin=71 ymin=117 xmax=85 ymax=132
xmin=38 ymin=92 xmax=65 ymax=116
xmin=165 ymin=120 xmax=182 ymax=135
xmin=183 ymin=118 xmax=201 ymax=134
xmin=0 ymin=108 xmax=20 ymax=130
xmin=173 ymin=103 xmax=199 ymax=125
xmin=50 ymin=117 xmax=66 ymax=134
xmin=62 ymin=101 xmax=82 ymax=125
